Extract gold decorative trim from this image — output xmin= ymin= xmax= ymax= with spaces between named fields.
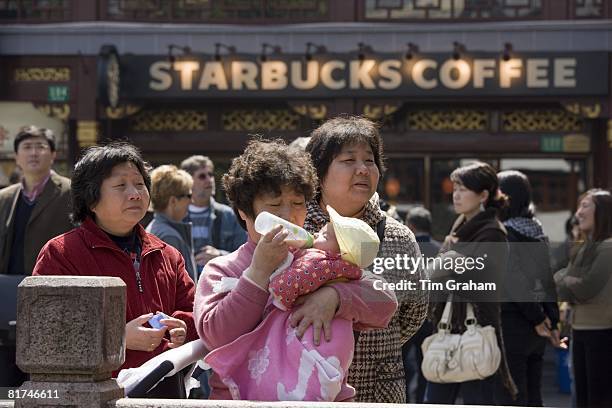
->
xmin=563 ymin=134 xmax=590 ymax=153
xmin=222 ymin=109 xmax=300 ymax=131
xmin=363 ymin=104 xmax=399 ymax=120
xmin=0 ymin=125 xmax=9 ymax=150
xmin=562 ymin=102 xmax=602 ymax=119
xmin=14 ymin=67 xmax=71 ymax=82
xmin=35 ymin=104 xmax=71 ymax=121
xmin=407 ymin=109 xmax=487 ymax=131
xmin=607 ymin=119 xmax=612 ymax=148
xmin=106 ymin=105 xmax=142 ymax=120
xmin=291 ymin=104 xmax=328 ymax=120
xmin=77 ymin=121 xmax=99 ymax=148
xmin=130 ymin=110 xmax=208 ymax=132
xmin=502 ymin=110 xmax=583 ymax=132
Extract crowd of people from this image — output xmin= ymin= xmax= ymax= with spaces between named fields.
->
xmin=1 ymin=119 xmax=611 ymax=406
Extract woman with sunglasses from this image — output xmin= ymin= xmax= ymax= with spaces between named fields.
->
xmin=146 ymin=164 xmax=198 ymax=282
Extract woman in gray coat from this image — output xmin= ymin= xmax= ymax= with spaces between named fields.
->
xmin=146 ymin=165 xmax=198 ymax=281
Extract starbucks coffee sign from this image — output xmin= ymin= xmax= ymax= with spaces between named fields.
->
xmin=117 ymin=52 xmax=608 ymax=99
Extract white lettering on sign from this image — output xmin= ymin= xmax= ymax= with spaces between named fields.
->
xmin=198 ymin=61 xmax=228 ymax=90
xmin=500 ymin=58 xmax=522 ymax=88
xmin=555 ymin=58 xmax=576 ymax=87
xmin=320 ymin=60 xmax=346 ymax=90
xmin=262 ymin=61 xmax=288 ymax=90
xmin=147 ymin=57 xmax=580 ymax=92
xmin=412 ymin=59 xmax=437 ymax=89
xmin=231 ymin=61 xmax=258 ymax=90
xmin=378 ymin=60 xmax=402 ymax=90
xmin=149 ymin=61 xmax=172 ymax=91
xmin=439 ymin=59 xmax=471 ymax=89
xmin=291 ymin=61 xmax=318 ymax=90
xmin=350 ymin=60 xmax=376 ymax=90
xmin=527 ymin=59 xmax=549 ymax=88
xmin=174 ymin=61 xmax=199 ymax=90
xmin=473 ymin=59 xmax=496 ymax=88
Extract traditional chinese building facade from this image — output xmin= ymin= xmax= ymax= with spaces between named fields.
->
xmin=1 ymin=0 xmax=611 ymax=237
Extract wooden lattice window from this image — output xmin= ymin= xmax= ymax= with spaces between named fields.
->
xmin=222 ymin=108 xmax=301 ymax=131
xmin=0 ymin=0 xmax=71 ymax=22
xmin=104 ymin=0 xmax=328 ymax=22
xmin=406 ymin=109 xmax=489 ymax=131
xmin=501 ymin=109 xmax=583 ymax=132
xmin=129 ymin=109 xmax=208 ymax=132
xmin=572 ymin=0 xmax=604 ymax=18
xmin=363 ymin=0 xmax=542 ymax=20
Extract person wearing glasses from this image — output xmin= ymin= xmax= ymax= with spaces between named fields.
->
xmin=180 ymin=155 xmax=247 ymax=274
xmin=146 ymin=165 xmax=198 ymax=282
xmin=0 ymin=126 xmax=72 ymax=277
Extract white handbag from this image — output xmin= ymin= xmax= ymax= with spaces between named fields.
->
xmin=421 ymin=294 xmax=501 ymax=383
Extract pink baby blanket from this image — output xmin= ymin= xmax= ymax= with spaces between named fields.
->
xmin=204 ymin=307 xmax=354 ymax=401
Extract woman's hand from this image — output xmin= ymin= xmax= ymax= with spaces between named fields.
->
xmin=549 ymin=329 xmax=561 ymax=348
xmin=441 ymin=234 xmax=458 ymax=251
xmin=563 ymin=276 xmax=582 ymax=286
xmin=159 ymin=316 xmax=188 ymax=349
xmin=534 ymin=317 xmax=552 ymax=338
xmin=246 ymin=225 xmax=289 ymax=288
xmin=125 ymin=313 xmax=167 ymax=352
xmin=289 ymin=286 xmax=339 ymax=346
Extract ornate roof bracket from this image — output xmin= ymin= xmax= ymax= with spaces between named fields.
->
xmin=34 ymin=103 xmax=71 ymax=121
xmin=105 ymin=104 xmax=142 ymax=120
xmin=357 ymin=100 xmax=404 ymax=121
xmin=288 ymin=102 xmax=330 ymax=120
xmin=561 ymin=100 xmax=607 ymax=119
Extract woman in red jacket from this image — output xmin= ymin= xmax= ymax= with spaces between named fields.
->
xmin=33 ymin=142 xmax=196 ymax=397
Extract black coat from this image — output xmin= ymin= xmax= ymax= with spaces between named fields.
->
xmin=501 ymin=226 xmax=559 ymax=331
xmin=429 ymin=208 xmax=517 ymax=397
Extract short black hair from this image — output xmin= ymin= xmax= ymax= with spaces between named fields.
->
xmin=222 ymin=138 xmax=318 ymax=230
xmin=71 ymin=142 xmax=151 ymax=224
xmin=406 ymin=206 xmax=432 ymax=233
xmin=14 ymin=126 xmax=56 ymax=152
xmin=306 ymin=116 xmax=385 ymax=188
xmin=498 ymin=170 xmax=535 ymax=221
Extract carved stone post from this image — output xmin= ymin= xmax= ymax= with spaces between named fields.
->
xmin=15 ymin=276 xmax=126 ymax=407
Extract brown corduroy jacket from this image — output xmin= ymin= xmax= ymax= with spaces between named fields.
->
xmin=0 ymin=171 xmax=72 ymax=275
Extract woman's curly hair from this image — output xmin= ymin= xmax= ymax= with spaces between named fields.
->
xmin=222 ymin=138 xmax=318 ymax=229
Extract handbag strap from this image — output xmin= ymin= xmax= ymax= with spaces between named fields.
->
xmin=437 ymin=293 xmax=453 ymax=331
xmin=439 ymin=296 xmax=479 ymax=331
xmin=465 ymin=302 xmax=478 ymax=327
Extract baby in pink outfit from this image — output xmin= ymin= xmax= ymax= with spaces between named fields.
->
xmin=269 ymin=220 xmax=362 ymax=310
xmin=204 ymin=206 xmax=380 ymax=401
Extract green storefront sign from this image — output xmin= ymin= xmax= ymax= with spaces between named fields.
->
xmin=540 ymin=135 xmax=563 ymax=152
xmin=48 ymin=85 xmax=69 ymax=102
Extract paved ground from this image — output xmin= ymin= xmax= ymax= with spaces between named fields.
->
xmin=406 ymin=343 xmax=573 ymax=407
xmin=541 ymin=345 xmax=572 ymax=408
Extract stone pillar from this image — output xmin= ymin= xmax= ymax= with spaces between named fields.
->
xmin=15 ymin=276 xmax=126 ymax=408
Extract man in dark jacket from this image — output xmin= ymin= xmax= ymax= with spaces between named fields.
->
xmin=0 ymin=126 xmax=72 ymax=275
xmin=0 ymin=126 xmax=72 ymax=387
xmin=402 ymin=206 xmax=439 ymax=403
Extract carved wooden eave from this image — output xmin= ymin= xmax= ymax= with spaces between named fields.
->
xmin=288 ymin=102 xmax=330 ymax=120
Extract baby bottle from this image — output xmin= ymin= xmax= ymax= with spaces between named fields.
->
xmin=254 ymin=211 xmax=314 ymax=248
